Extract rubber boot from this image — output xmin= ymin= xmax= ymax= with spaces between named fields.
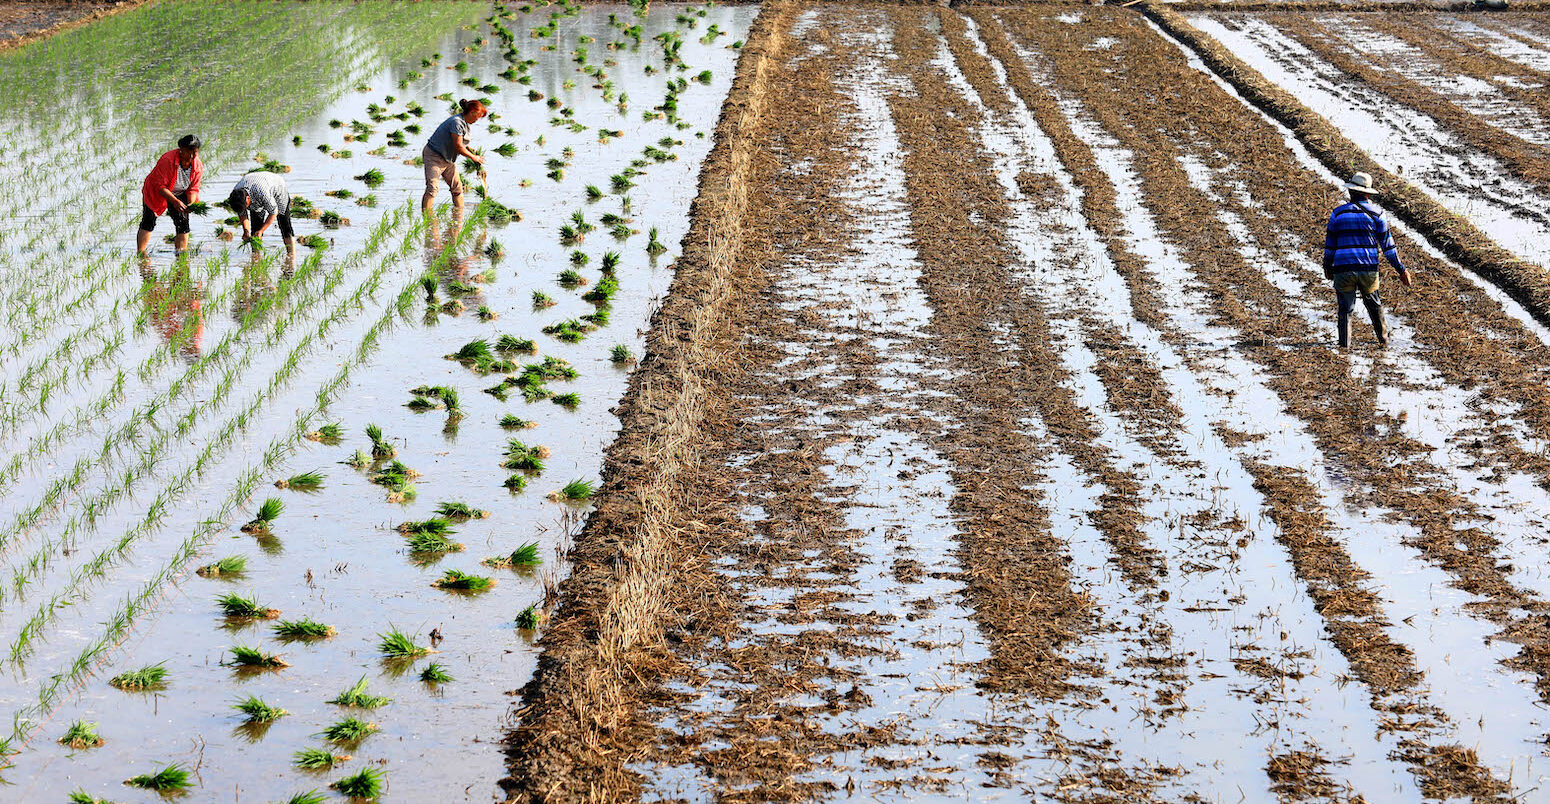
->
xmin=1364 ymin=294 xmax=1387 ymax=346
xmin=1337 ymin=308 xmax=1352 ymax=348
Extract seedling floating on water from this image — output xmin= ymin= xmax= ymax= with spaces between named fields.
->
xmin=366 ymin=424 xmax=396 ymax=459
xmin=227 ymin=644 xmax=289 ymax=668
xmin=484 ymin=240 xmax=506 ymax=261
xmin=436 ymin=501 xmax=489 ymax=519
xmin=532 ymin=290 xmax=556 ymax=309
xmin=354 ymin=168 xmax=386 ymax=187
xmin=497 ymin=334 xmax=535 ymax=354
xmin=557 ymin=270 xmax=585 ymax=289
xmin=477 ymin=305 xmax=497 ymax=322
xmin=420 ymin=663 xmax=454 ymax=683
xmin=485 ymin=541 xmax=542 ymax=568
xmin=66 ymin=790 xmax=112 ymax=804
xmin=371 ymin=460 xmax=420 ymax=493
xmin=515 ymin=604 xmax=543 ymax=630
xmin=550 ymin=478 xmax=595 ymax=502
xmin=420 ymin=276 xmax=438 ymax=302
xmin=329 ymin=676 xmax=392 ymax=709
xmin=196 ymin=554 xmax=248 ymax=577
xmin=299 ymin=234 xmax=328 ymax=249
xmin=552 ymin=392 xmax=581 ymax=409
xmin=274 ymin=618 xmax=336 ymax=639
xmin=320 ymin=717 xmax=378 ymax=746
xmin=59 ymin=720 xmax=103 ymax=749
xmin=218 ymin=592 xmax=280 ymax=619
xmin=610 ymin=345 xmax=634 ymax=363
xmin=275 ymin=470 xmax=325 ymax=491
xmin=500 ymin=414 xmax=535 ymax=430
xmin=109 ymin=662 xmax=167 ymax=691
xmin=585 ymin=184 xmax=603 ymax=200
xmin=234 ymin=695 xmax=287 ymax=723
xmin=448 ymin=338 xmax=495 ymax=364
xmin=345 ymin=449 xmax=372 ymax=468
xmin=503 ymin=440 xmax=549 ymax=473
xmin=433 ymin=568 xmax=496 ymax=591
xmin=293 ymin=747 xmax=349 ymax=770
xmin=126 ymin=763 xmax=191 ymax=792
xmin=284 ymin=792 xmax=329 ymax=804
xmin=241 ymin=497 xmax=283 ymax=533
xmin=305 ymin=422 xmax=344 ymax=443
xmin=378 ymin=627 xmax=431 ymax=658
xmin=646 ymin=227 xmax=666 ymax=255
xmin=331 ymin=767 xmax=384 ymax=798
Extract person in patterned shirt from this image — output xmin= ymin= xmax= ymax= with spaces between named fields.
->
xmin=227 ymin=169 xmax=295 ymax=257
xmin=1322 ymin=172 xmax=1413 ymax=347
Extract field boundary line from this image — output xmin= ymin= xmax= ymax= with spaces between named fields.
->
xmin=499 ymin=2 xmax=799 ymax=801
xmin=1139 ymin=1 xmax=1550 ymax=333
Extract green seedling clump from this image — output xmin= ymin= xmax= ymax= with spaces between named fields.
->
xmin=503 ymin=474 xmax=528 ymax=492
xmin=377 ymin=627 xmax=432 ymax=658
xmin=419 ymin=663 xmax=454 ymax=683
xmin=275 ymin=470 xmax=325 ymax=491
xmin=234 ymin=695 xmax=288 ymax=723
xmin=305 ymin=422 xmax=344 ymax=443
xmin=371 ymin=460 xmax=420 ymax=493
xmin=109 ymin=662 xmax=168 ymax=691
xmin=284 ymin=792 xmax=329 ymax=804
xmin=436 ymin=501 xmax=490 ymax=519
xmin=345 ymin=449 xmax=372 ymax=468
xmin=432 ymin=568 xmax=496 ymax=591
xmin=477 ymin=305 xmax=498 ymax=322
xmin=610 ymin=345 xmax=635 ymax=363
xmin=448 ymin=338 xmax=495 ymax=364
xmin=408 ymin=529 xmax=465 ymax=555
xmin=126 ymin=763 xmax=191 ymax=792
xmin=331 ymin=767 xmax=384 ymax=798
xmin=543 ymin=319 xmax=589 ymax=342
xmin=484 ymin=541 xmax=542 ymax=569
xmin=274 ymin=618 xmax=336 ymax=639
xmin=502 ymin=440 xmax=549 ymax=473
xmin=647 ymin=226 xmax=667 ymax=255
xmin=196 ymin=554 xmax=248 ymax=578
xmin=328 ymin=676 xmax=392 ymax=709
xmin=515 ymin=604 xmax=543 ymax=630
xmin=320 ymin=717 xmax=378 ymax=745
xmin=366 ymin=424 xmax=396 ymax=459
xmin=217 ymin=591 xmax=280 ymax=619
xmin=241 ymin=497 xmax=284 ymax=533
xmin=497 ymin=334 xmax=535 ymax=354
xmin=552 ymin=392 xmax=581 ymax=409
xmin=58 ymin=720 xmax=104 ymax=749
xmin=532 ymin=290 xmax=557 ymax=309
xmin=551 ymin=478 xmax=596 ymax=502
xmin=500 ymin=414 xmax=535 ymax=430
xmin=354 ymin=168 xmax=386 ymax=187
xmin=299 ymin=234 xmax=329 ymax=249
xmin=227 ymin=644 xmax=289 ymax=668
xmin=293 ymin=747 xmax=349 ymax=770
xmin=66 ymin=790 xmax=113 ymax=804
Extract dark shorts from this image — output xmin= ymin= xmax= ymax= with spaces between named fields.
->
xmin=1333 ymin=271 xmax=1380 ymax=295
xmin=250 ymin=210 xmax=295 ymax=240
xmin=140 ymin=191 xmax=191 ymax=234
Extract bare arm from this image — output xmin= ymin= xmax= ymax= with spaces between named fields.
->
xmin=452 ymin=133 xmax=482 ymax=164
xmin=159 ymin=187 xmax=187 ymax=213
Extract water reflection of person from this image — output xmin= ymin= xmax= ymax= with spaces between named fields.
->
xmin=139 ymin=259 xmax=205 ymax=361
xmin=136 ymin=134 xmax=203 ymax=257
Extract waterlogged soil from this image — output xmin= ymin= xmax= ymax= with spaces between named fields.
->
xmin=511 ymin=2 xmax=1550 ymax=801
xmin=0 ymin=2 xmax=751 ymax=801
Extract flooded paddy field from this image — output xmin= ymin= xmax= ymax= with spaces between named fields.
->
xmin=9 ymin=0 xmax=1550 ymax=802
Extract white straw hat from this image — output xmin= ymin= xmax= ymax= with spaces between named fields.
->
xmin=1343 ymin=172 xmax=1378 ymax=195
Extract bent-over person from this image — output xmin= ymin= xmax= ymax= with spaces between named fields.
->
xmin=1322 ymin=172 xmax=1413 ymax=347
xmin=228 ymin=170 xmax=294 ymax=256
xmin=422 ymin=98 xmax=488 ymax=215
xmin=137 ymin=134 xmax=203 ymax=257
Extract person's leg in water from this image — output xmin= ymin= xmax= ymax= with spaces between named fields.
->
xmin=169 ymin=192 xmax=191 ymax=254
xmin=1359 ymin=287 xmax=1387 ymax=345
xmin=136 ymin=204 xmax=157 ymax=258
xmin=1336 ymin=288 xmax=1357 ymax=348
xmin=277 ymin=213 xmax=296 ymax=259
xmin=447 ymin=168 xmax=464 ymax=214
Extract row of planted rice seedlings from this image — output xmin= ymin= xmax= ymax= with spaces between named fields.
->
xmin=0 ymin=206 xmax=489 ymax=754
xmin=0 ymin=209 xmax=434 ymax=643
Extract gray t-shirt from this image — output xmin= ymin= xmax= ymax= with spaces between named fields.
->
xmin=426 ymin=115 xmax=469 ymax=162
xmin=234 ymin=170 xmax=290 ymax=220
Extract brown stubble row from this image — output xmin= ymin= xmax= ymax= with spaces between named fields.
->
xmin=1370 ymin=12 xmax=1550 ymax=127
xmin=985 ymin=6 xmax=1522 ymax=797
xmin=1267 ymin=13 xmax=1550 ymax=210
xmin=500 ymin=2 xmax=804 ymax=801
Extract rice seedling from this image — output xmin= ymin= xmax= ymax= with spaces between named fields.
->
xmin=283 ymin=793 xmax=329 ymax=804
xmin=241 ymin=497 xmax=283 ymax=533
xmin=477 ymin=305 xmax=497 ymax=322
xmin=496 ymin=334 xmax=535 ymax=354
xmin=109 ymin=662 xmax=167 ymax=690
xmin=499 ymin=414 xmax=534 ymax=430
xmin=407 ymin=530 xmax=464 ymax=555
xmin=610 ymin=173 xmax=634 ymax=192
xmin=293 ymin=747 xmax=349 ymax=770
xmin=502 ymin=439 xmax=549 ymax=472
xmin=419 ymin=662 xmax=454 ymax=683
xmin=611 ymin=222 xmax=637 ymax=239
xmin=370 ymin=460 xmax=419 ymax=493
xmin=583 ymin=276 xmax=618 ymax=304
xmin=610 ymin=344 xmax=635 ymax=363
xmin=125 ymin=763 xmax=191 ymax=792
xmin=377 ymin=627 xmax=431 ymax=658
xmin=551 ymin=478 xmax=595 ymax=501
xmin=196 ymin=554 xmax=247 ymax=578
xmin=320 ymin=717 xmax=378 ymax=746
xmin=329 ymin=676 xmax=391 ymax=709
xmin=558 ymin=223 xmax=581 ymax=246
xmin=515 ymin=604 xmax=542 ymax=630
xmin=227 ymin=644 xmax=289 ymax=668
xmin=436 ymin=501 xmax=489 ymax=519
xmin=273 ymin=618 xmax=336 ymax=639
xmin=354 ymin=169 xmax=385 ymax=188
xmin=475 ymin=267 xmax=498 ymax=283
xmin=217 ymin=591 xmax=280 ymax=619
xmin=569 ymin=250 xmax=590 ymax=268
xmin=647 ymin=227 xmax=667 ymax=255
xmin=448 ymin=338 xmax=494 ymax=365
xmin=532 ymin=290 xmax=556 ymax=309
xmin=299 ymin=234 xmax=329 ymax=249
xmin=440 ymin=299 xmax=465 ymax=314
xmin=366 ymin=424 xmax=395 ymax=459
xmin=66 ymin=790 xmax=112 ymax=804
xmin=582 ymin=306 xmax=611 ymax=327
xmin=557 ymin=269 xmax=585 ymax=288
xmin=344 ymin=449 xmax=371 ymax=468
xmin=585 ymin=184 xmax=604 ymax=200
xmin=552 ymin=392 xmax=581 ymax=409
xmin=331 ymin=766 xmax=384 ymax=799
xmin=448 ymin=279 xmax=477 ymax=296
xmin=600 ymin=250 xmax=621 ymax=273
xmin=406 ymin=395 xmax=441 ymax=411
xmin=484 ymin=240 xmax=506 ymax=261
xmin=484 ymin=541 xmax=542 ymax=568
xmin=356 ymin=193 xmax=379 ymax=207
xmin=543 ymin=319 xmax=588 ymax=342
xmin=432 ymin=568 xmax=496 ymax=591
xmin=275 ymin=470 xmax=325 ymax=491
xmin=58 ymin=719 xmax=104 ymax=749
xmin=234 ymin=695 xmax=287 ymax=722
xmin=503 ymin=474 xmax=528 ymax=492
xmin=319 ymin=212 xmax=345 ymax=230
xmin=324 ymin=188 xmax=353 ymax=199
xmin=420 ymin=276 xmax=438 ymax=302
xmin=305 ymin=422 xmax=344 ymax=443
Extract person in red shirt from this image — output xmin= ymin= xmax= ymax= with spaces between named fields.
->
xmin=137 ymin=134 xmax=204 ymax=257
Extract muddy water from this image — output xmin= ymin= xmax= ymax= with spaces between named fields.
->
xmin=0 ymin=3 xmax=754 ymax=801
xmin=1190 ymin=13 xmax=1550 ymax=271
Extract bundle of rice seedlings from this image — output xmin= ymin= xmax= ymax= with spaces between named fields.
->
xmin=366 ymin=424 xmax=395 ymax=459
xmin=408 ymin=530 xmax=464 ymax=555
xmin=304 ymin=422 xmax=343 ymax=443
xmin=377 ymin=627 xmax=431 ymax=658
xmin=581 ymin=307 xmax=610 ymax=327
xmin=499 ymin=414 xmax=535 ymax=430
xmin=569 ymin=250 xmax=590 ymax=268
xmin=109 ymin=662 xmax=167 ymax=691
xmin=273 ymin=618 xmax=336 ymax=639
xmin=354 ymin=168 xmax=386 ymax=187
xmin=551 ymin=392 xmax=581 ymax=409
xmin=477 ymin=305 xmax=498 ymax=322
xmin=419 ymin=663 xmax=454 ymax=683
xmin=234 ymin=695 xmax=287 ymax=723
xmin=241 ymin=498 xmax=283 ymax=533
xmin=275 ymin=470 xmax=325 ymax=491
xmin=330 ymin=767 xmax=384 ymax=798
xmin=217 ymin=591 xmax=280 ymax=619
xmin=494 ymin=142 xmax=518 ymax=157
xmin=66 ymin=790 xmax=112 ymax=804
xmin=646 ymin=226 xmax=666 ymax=255
xmin=406 ymin=395 xmax=441 ymax=411
xmin=447 ymin=338 xmax=495 ymax=364
xmin=483 ymin=541 xmax=542 ymax=568
xmin=344 ymin=449 xmax=372 ymax=468
xmin=503 ymin=474 xmax=528 ymax=492
xmin=293 ymin=747 xmax=349 ymax=770
xmin=515 ymin=604 xmax=543 ymax=630
xmin=319 ymin=717 xmax=377 ymax=745
xmin=502 ymin=440 xmax=549 ymax=473
xmin=496 ymin=334 xmax=535 ymax=354
xmin=328 ymin=676 xmax=391 ymax=709
xmin=420 ymin=276 xmax=439 ymax=302
xmin=532 ymin=290 xmax=556 ymax=308
xmin=448 ymin=279 xmax=477 ymax=296
xmin=227 ymin=644 xmax=289 ymax=668
xmin=370 ymin=461 xmax=419 ymax=493
xmin=549 ymin=478 xmax=595 ymax=502
xmin=432 ymin=569 xmax=495 ymax=591
xmin=320 ymin=210 xmax=347 ymax=226
xmin=125 ymin=763 xmax=190 ymax=792
xmin=196 ymin=555 xmax=247 ymax=578
xmin=298 ymin=234 xmax=328 ymax=249
xmin=542 ymin=319 xmax=588 ymax=342
xmin=436 ymin=501 xmax=489 ymax=519
xmin=58 ymin=720 xmax=104 ymax=749
xmin=282 ymin=792 xmax=329 ymax=804
xmin=484 ymin=240 xmax=506 ymax=261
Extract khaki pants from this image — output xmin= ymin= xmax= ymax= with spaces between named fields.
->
xmin=422 ymin=145 xmax=462 ymax=198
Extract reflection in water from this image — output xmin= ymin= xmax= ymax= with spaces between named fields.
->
xmin=139 ymin=259 xmax=205 ymax=362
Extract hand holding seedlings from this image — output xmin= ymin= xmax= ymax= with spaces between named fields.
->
xmin=228 ymin=170 xmax=297 ymax=258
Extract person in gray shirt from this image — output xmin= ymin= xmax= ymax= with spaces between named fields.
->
xmin=227 ymin=170 xmax=294 ymax=255
xmin=422 ymin=98 xmax=488 ymax=215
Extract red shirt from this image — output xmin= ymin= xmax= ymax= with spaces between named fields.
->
xmin=141 ymin=150 xmax=203 ymax=214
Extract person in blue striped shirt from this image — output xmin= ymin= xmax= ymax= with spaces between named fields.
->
xmin=1323 ymin=172 xmax=1413 ymax=347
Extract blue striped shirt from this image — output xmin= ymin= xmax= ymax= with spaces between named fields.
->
xmin=1324 ymin=200 xmax=1404 ymax=274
